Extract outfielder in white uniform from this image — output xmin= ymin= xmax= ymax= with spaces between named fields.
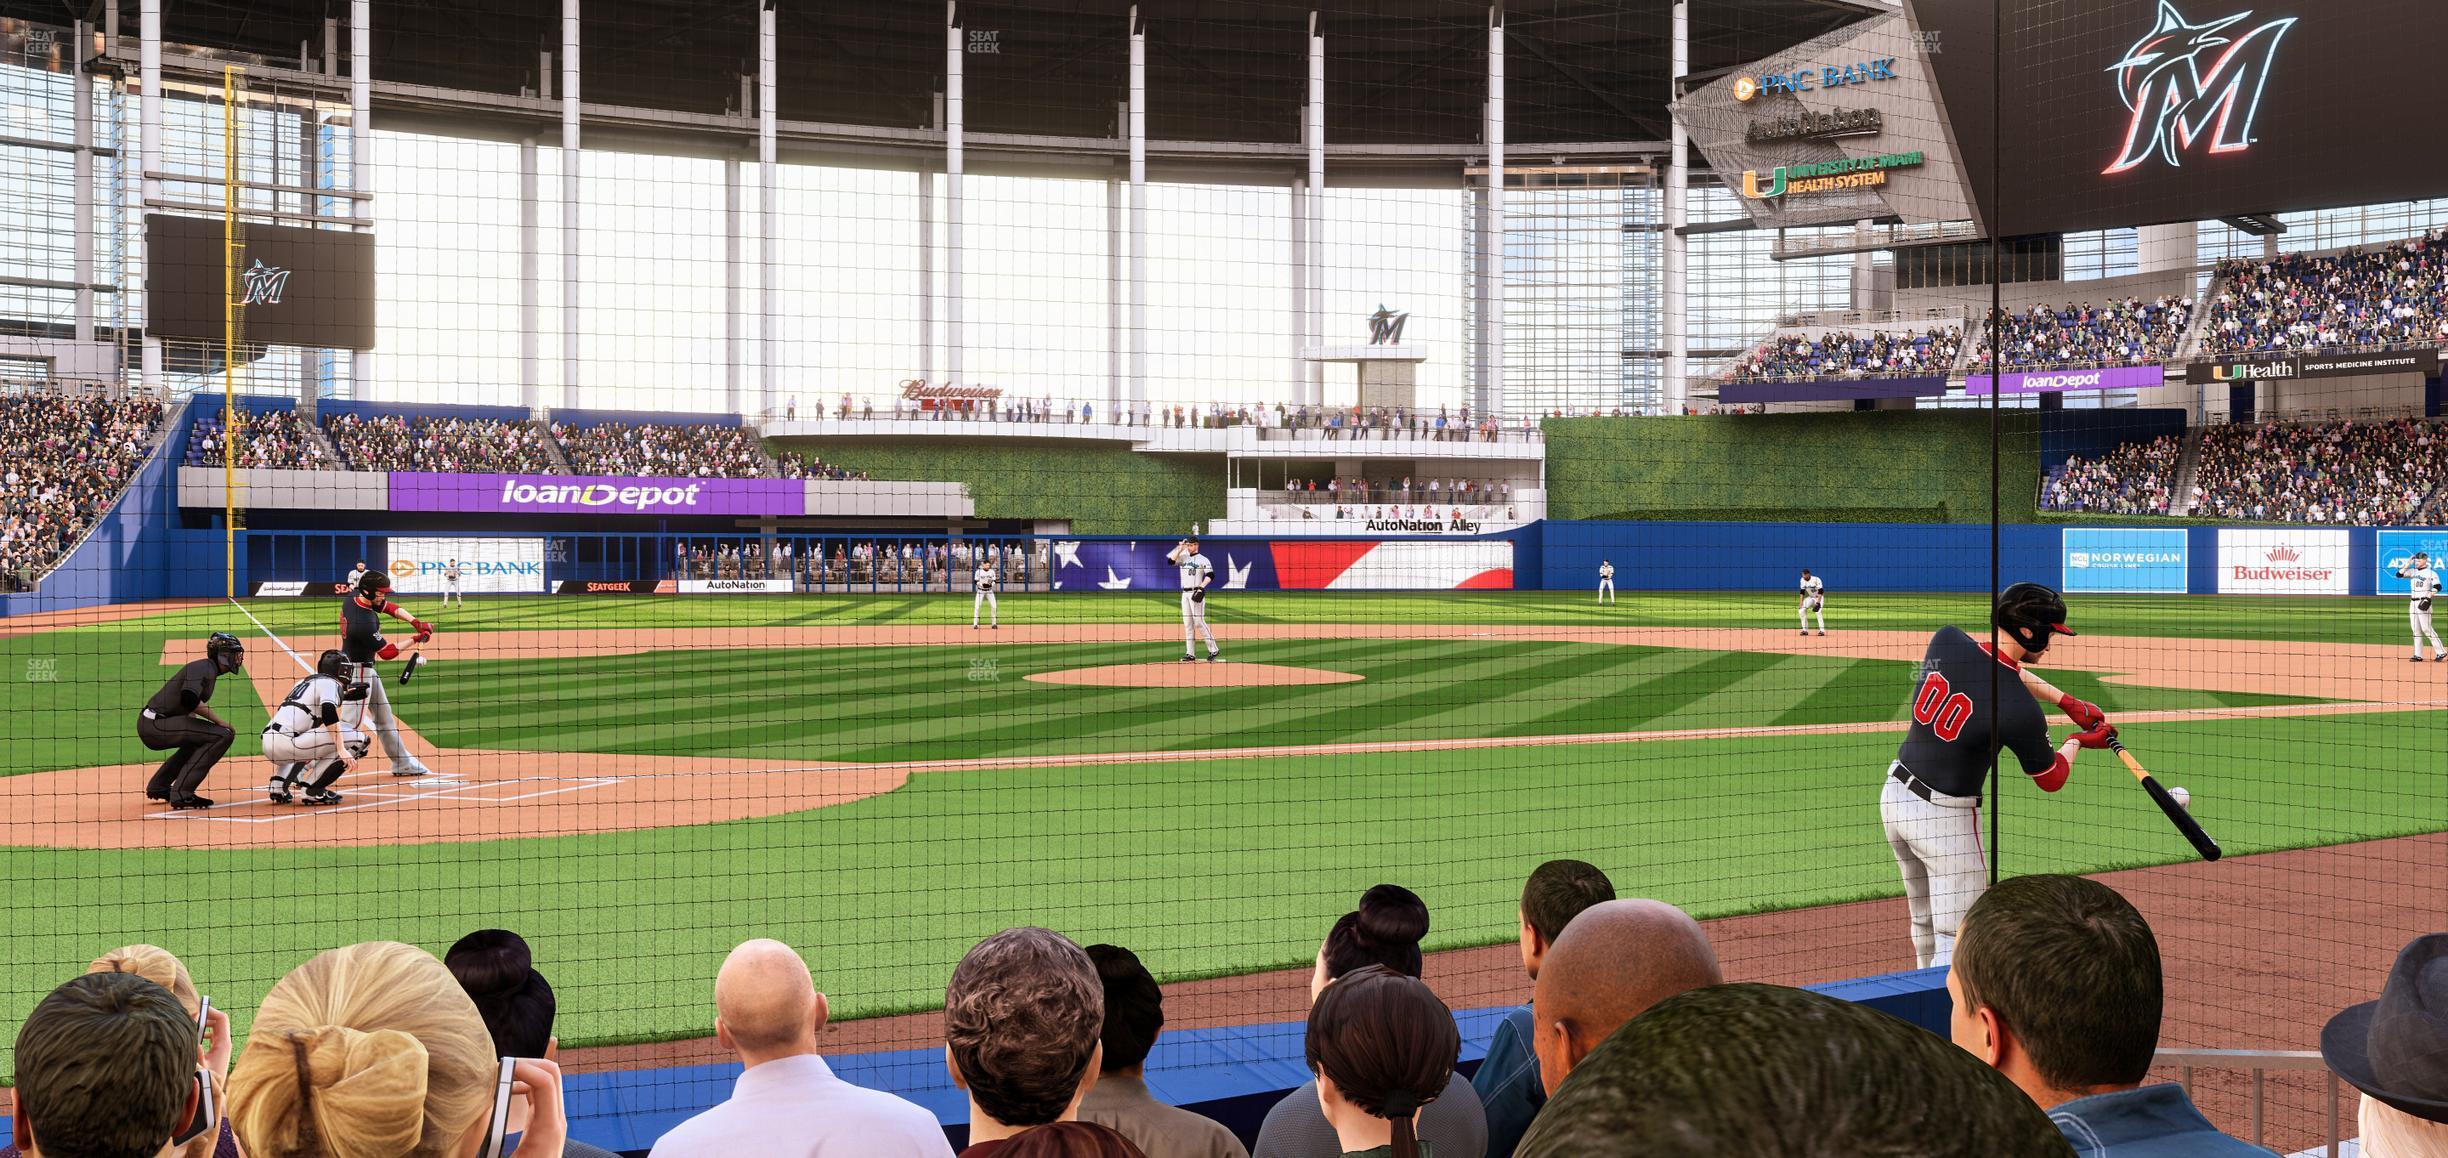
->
xmin=441 ymin=558 xmax=466 ymax=607
xmin=1597 ymin=560 xmax=1616 ymax=604
xmin=1799 ymin=569 xmax=1826 ymax=636
xmin=262 ymin=649 xmax=371 ymax=805
xmin=1167 ymin=536 xmax=1221 ymax=662
xmin=972 ymin=558 xmax=1000 ymax=629
xmin=2398 ymin=551 xmax=2444 ymax=661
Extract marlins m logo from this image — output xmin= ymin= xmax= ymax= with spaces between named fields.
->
xmin=240 ymin=258 xmax=292 ymax=306
xmin=2102 ymin=1 xmax=2295 ymax=175
xmin=1367 ymin=305 xmax=1409 ymax=345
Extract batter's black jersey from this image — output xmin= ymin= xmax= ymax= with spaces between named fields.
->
xmin=145 ymin=658 xmax=220 ymax=717
xmin=340 ymin=593 xmax=388 ymax=662
xmin=1894 ymin=626 xmax=2057 ymax=799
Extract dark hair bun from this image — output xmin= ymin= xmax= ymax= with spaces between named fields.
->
xmin=1355 ymin=884 xmax=1429 ymax=949
xmin=444 ymin=929 xmax=533 ymax=998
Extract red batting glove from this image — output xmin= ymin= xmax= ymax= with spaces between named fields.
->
xmin=411 ymin=618 xmax=433 ymax=634
xmin=2057 ymin=694 xmax=2106 ymax=730
xmin=413 ymin=630 xmax=432 ymax=644
xmin=2072 ymin=722 xmax=2118 ymax=750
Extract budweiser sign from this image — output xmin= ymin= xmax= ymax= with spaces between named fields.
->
xmin=2217 ymin=530 xmax=2347 ymax=594
xmin=900 ymin=379 xmax=1004 ymax=401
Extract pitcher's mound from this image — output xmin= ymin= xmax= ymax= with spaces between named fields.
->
xmin=1027 ymin=662 xmax=1365 ymax=688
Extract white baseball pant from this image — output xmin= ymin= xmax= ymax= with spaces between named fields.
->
xmin=1598 ymin=578 xmax=1615 ymax=604
xmin=1181 ymin=590 xmax=1217 ymax=655
xmin=443 ymin=578 xmax=464 ymax=606
xmin=1801 ymin=595 xmax=1825 ymax=632
xmin=344 ymin=667 xmax=425 ymax=772
xmin=973 ymin=589 xmax=998 ymax=626
xmin=263 ymin=724 xmax=369 ymax=787
xmin=1881 ymin=766 xmax=1987 ymax=969
xmin=2413 ymin=601 xmax=2443 ymax=658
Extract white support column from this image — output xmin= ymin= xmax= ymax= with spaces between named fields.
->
xmin=519 ymin=136 xmax=540 ymax=411
xmin=724 ymin=155 xmax=742 ymax=417
xmin=945 ymin=2 xmax=965 ymax=384
xmin=1482 ymin=8 xmax=1505 ymax=418
xmin=139 ymin=0 xmax=162 ymax=393
xmin=1305 ymin=13 xmax=1325 ymax=406
xmin=1108 ymin=175 xmax=1124 ymax=412
xmin=72 ymin=20 xmax=93 ymax=344
xmin=351 ymin=0 xmax=372 ymax=395
xmin=1663 ymin=0 xmax=1690 ymax=415
xmin=1289 ymin=175 xmax=1307 ymax=400
xmin=561 ymin=0 xmax=582 ymax=411
xmin=758 ymin=0 xmax=777 ymax=419
xmin=918 ymin=166 xmax=934 ymax=382
xmin=1127 ymin=10 xmax=1147 ymax=408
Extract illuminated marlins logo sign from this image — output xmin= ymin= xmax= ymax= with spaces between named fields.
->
xmin=2102 ymin=2 xmax=2296 ymax=175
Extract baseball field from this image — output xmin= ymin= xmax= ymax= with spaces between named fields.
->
xmin=2 ymin=589 xmax=2442 ymax=1075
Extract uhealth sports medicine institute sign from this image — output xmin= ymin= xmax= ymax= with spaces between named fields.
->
xmin=2185 ymin=349 xmax=2440 ymax=384
xmin=389 ymin=473 xmax=806 ymax=517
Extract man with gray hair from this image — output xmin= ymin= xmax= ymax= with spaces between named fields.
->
xmin=651 ymin=939 xmax=952 ymax=1157
xmin=945 ymin=927 xmax=1139 ymax=1156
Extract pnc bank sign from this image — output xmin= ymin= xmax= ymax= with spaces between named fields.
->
xmin=1733 ymin=57 xmax=1899 ymax=102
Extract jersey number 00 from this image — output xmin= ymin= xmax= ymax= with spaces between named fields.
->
xmin=1912 ymin=671 xmax=1974 ymax=742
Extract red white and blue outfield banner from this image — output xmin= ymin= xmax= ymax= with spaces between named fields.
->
xmin=1717 ymin=376 xmax=1948 ymax=404
xmin=1966 ymin=364 xmax=2166 ymax=395
xmin=1047 ymin=539 xmax=1513 ymax=592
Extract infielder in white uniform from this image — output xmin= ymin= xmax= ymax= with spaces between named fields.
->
xmin=261 ymin=649 xmax=371 ymax=805
xmin=1597 ymin=560 xmax=1616 ymax=604
xmin=345 ymin=560 xmax=368 ymax=591
xmin=2397 ymin=551 xmax=2444 ymax=661
xmin=441 ymin=557 xmax=466 ymax=608
xmin=1798 ymin=569 xmax=1826 ymax=636
xmin=1167 ymin=536 xmax=1222 ymax=662
xmin=972 ymin=556 xmax=1000 ymax=629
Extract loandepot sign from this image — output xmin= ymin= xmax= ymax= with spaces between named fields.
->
xmin=1742 ymin=151 xmax=1925 ymax=198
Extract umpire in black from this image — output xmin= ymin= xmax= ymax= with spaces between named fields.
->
xmin=138 ymin=631 xmax=244 ymax=809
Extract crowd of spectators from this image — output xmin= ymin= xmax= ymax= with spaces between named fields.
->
xmin=0 ymin=393 xmax=161 ymax=592
xmin=1277 ymin=476 xmax=1514 ymax=506
xmin=789 ymin=394 xmax=1542 ymax=441
xmin=553 ymin=420 xmax=774 ymax=479
xmin=2040 ymin=434 xmax=2183 ymax=515
xmin=773 ymin=452 xmax=871 ymax=481
xmin=672 ymin=537 xmax=1044 ymax=587
xmin=325 ymin=412 xmax=559 ymax=474
xmin=23 ymin=866 xmax=2422 ymax=1158
xmin=1974 ymin=296 xmax=2193 ymax=370
xmin=2204 ymin=230 xmax=2448 ymax=356
xmin=185 ymin=407 xmax=332 ymax=470
xmin=1726 ymin=325 xmax=1962 ymax=382
xmin=2191 ymin=417 xmax=2445 ymax=524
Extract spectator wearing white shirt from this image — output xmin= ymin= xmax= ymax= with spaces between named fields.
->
xmin=651 ymin=940 xmax=953 ymax=1158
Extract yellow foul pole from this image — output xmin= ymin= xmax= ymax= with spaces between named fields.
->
xmin=222 ymin=66 xmax=240 ymax=598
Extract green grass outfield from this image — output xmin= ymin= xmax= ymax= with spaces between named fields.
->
xmin=0 ymin=591 xmax=2439 ymax=1067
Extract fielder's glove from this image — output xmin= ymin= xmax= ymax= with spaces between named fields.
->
xmin=2056 ymin=694 xmax=2106 ymax=730
xmin=1191 ymin=589 xmax=1206 ymax=604
xmin=2072 ymin=721 xmax=2119 ymax=750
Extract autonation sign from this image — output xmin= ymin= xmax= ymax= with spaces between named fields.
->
xmin=390 ymin=473 xmax=806 ymax=517
xmin=2062 ymin=528 xmax=2188 ymax=593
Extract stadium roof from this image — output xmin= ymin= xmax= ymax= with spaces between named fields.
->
xmin=28 ymin=0 xmax=1865 ymax=147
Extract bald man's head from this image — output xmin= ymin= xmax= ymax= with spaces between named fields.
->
xmin=715 ymin=939 xmax=827 ymax=1064
xmin=1530 ymin=900 xmax=1722 ymax=1097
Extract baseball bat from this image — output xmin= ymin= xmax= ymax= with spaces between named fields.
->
xmin=2109 ymin=737 xmax=2221 ymax=861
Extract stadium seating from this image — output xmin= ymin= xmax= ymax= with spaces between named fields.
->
xmin=325 ymin=412 xmax=559 ymax=473
xmin=551 ymin=420 xmax=774 ymax=478
xmin=2202 ymin=230 xmax=2448 ymax=355
xmin=1726 ymin=326 xmax=1963 ymax=382
xmin=2190 ymin=417 xmax=2446 ymax=524
xmin=1974 ymin=297 xmax=2193 ymax=370
xmin=0 ymin=392 xmax=163 ymax=590
xmin=186 ymin=407 xmax=334 ymax=470
xmin=2040 ymin=434 xmax=2183 ymax=515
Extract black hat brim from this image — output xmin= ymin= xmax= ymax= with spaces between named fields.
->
xmin=2322 ymin=1000 xmax=2448 ymax=1125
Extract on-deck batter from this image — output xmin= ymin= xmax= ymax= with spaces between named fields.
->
xmin=1883 ymin=583 xmax=2115 ymax=968
xmin=1798 ymin=569 xmax=1826 ymax=636
xmin=1167 ymin=535 xmax=1222 ymax=662
xmin=2396 ymin=550 xmax=2444 ymax=661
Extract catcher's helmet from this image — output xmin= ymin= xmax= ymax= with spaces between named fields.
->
xmin=356 ymin=569 xmax=394 ymax=597
xmin=315 ymin=649 xmax=352 ymax=680
xmin=205 ymin=631 xmax=245 ymax=672
xmin=1994 ymin=582 xmax=2077 ymax=655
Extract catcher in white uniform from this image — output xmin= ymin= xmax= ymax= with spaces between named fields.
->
xmin=972 ymin=555 xmax=1000 ymax=629
xmin=1799 ymin=569 xmax=1826 ymax=636
xmin=262 ymin=649 xmax=371 ymax=805
xmin=2398 ymin=551 xmax=2444 ymax=661
xmin=1167 ymin=536 xmax=1222 ymax=662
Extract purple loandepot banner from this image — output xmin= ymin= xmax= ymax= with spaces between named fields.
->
xmin=1718 ymin=376 xmax=1948 ymax=404
xmin=389 ymin=473 xmax=806 ymax=517
xmin=1966 ymin=364 xmax=2166 ymax=395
